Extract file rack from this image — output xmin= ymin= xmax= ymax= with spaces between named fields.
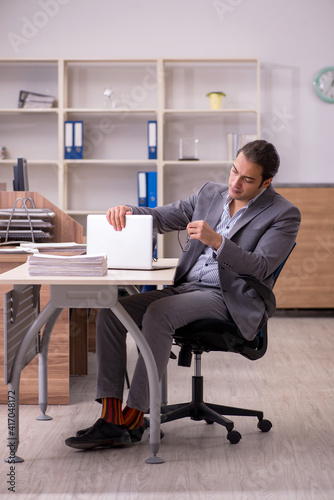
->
xmin=0 ymin=197 xmax=55 ymax=243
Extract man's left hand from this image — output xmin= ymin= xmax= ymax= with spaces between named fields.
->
xmin=186 ymin=220 xmax=222 ymax=250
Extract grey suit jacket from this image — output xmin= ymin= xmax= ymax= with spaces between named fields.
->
xmin=131 ymin=182 xmax=301 ymax=340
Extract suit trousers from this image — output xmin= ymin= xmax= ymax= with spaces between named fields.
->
xmin=96 ymin=282 xmax=232 ymax=412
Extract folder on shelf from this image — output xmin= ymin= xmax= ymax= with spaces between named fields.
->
xmin=137 ymin=171 xmax=148 ymax=206
xmin=74 ymin=121 xmax=83 ymax=158
xmin=64 ymin=121 xmax=83 ymax=159
xmin=226 ymin=132 xmax=257 ymax=161
xmin=18 ymin=90 xmax=57 ymax=109
xmin=147 ymin=120 xmax=157 ymax=160
xmin=147 ymin=171 xmax=157 ymax=208
xmin=226 ymin=133 xmax=234 ymax=162
xmin=64 ymin=121 xmax=73 ymax=159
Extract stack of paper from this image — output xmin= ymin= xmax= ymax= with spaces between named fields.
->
xmin=27 ymin=253 xmax=108 ymax=276
xmin=20 ymin=242 xmax=87 ymax=253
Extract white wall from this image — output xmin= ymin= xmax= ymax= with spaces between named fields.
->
xmin=1 ymin=0 xmax=333 ymax=185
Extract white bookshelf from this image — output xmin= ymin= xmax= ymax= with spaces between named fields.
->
xmin=0 ymin=58 xmax=260 ymax=253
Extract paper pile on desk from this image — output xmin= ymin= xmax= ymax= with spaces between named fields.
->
xmin=21 ymin=242 xmax=87 ymax=253
xmin=27 ymin=253 xmax=108 ymax=276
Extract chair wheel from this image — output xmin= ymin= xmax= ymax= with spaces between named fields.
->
xmin=227 ymin=430 xmax=242 ymax=444
xmin=257 ymin=419 xmax=272 ymax=432
xmin=205 ymin=419 xmax=214 ymax=425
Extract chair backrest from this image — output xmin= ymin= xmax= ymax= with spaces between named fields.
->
xmin=234 ymin=242 xmax=296 ymax=360
xmin=173 ymin=243 xmax=296 ymax=364
xmin=273 ymin=242 xmax=296 ymax=283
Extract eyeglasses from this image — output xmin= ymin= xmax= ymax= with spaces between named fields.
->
xmin=178 ymin=204 xmax=192 ymax=252
xmin=178 ymin=227 xmax=191 ymax=252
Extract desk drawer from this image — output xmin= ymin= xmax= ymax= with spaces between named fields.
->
xmin=50 ymin=285 xmax=118 ymax=309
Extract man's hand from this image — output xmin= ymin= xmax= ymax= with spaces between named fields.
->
xmin=106 ymin=205 xmax=132 ymax=231
xmin=187 ymin=220 xmax=223 ymax=250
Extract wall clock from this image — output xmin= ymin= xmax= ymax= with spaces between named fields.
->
xmin=313 ymin=66 xmax=334 ymax=103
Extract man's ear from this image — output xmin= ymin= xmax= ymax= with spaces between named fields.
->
xmin=262 ymin=177 xmax=273 ymax=188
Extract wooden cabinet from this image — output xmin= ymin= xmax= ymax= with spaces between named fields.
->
xmin=0 ymin=256 xmax=69 ymax=404
xmin=0 ymin=191 xmax=83 ymax=404
xmin=275 ymin=187 xmax=334 ymax=308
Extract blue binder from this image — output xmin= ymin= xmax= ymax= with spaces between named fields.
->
xmin=147 ymin=120 xmax=157 ymax=160
xmin=64 ymin=121 xmax=83 ymax=159
xmin=147 ymin=171 xmax=157 ymax=208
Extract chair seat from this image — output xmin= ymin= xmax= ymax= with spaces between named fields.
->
xmin=174 ymin=318 xmax=260 ymax=354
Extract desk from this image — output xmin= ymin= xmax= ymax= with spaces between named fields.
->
xmin=0 ymin=259 xmax=178 ymax=465
xmin=0 ymin=190 xmax=84 ymax=402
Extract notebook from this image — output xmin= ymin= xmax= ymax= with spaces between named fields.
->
xmin=86 ymin=214 xmax=172 ymax=270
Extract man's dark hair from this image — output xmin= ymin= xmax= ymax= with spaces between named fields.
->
xmin=237 ymin=140 xmax=280 ymax=182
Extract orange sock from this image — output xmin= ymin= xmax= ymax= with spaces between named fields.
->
xmin=101 ymin=397 xmax=125 ymax=425
xmin=122 ymin=405 xmax=144 ymax=430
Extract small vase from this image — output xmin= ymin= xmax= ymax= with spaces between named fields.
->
xmin=206 ymin=92 xmax=225 ymax=110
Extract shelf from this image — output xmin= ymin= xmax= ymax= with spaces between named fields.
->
xmin=64 ymin=108 xmax=157 ymax=114
xmin=0 ymin=108 xmax=58 ymax=114
xmin=163 ymin=108 xmax=258 ymax=115
xmin=64 ymin=159 xmax=157 ymax=166
xmin=163 ymin=58 xmax=259 ymax=63
xmin=66 ymin=209 xmax=106 ymax=216
xmin=163 ymin=160 xmax=232 ymax=167
xmin=0 ymin=159 xmax=59 ymax=165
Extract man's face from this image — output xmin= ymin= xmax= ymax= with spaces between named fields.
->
xmin=228 ymin=152 xmax=272 ymax=204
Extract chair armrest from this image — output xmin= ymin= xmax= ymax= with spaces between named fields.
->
xmin=237 ymin=274 xmax=276 ymax=317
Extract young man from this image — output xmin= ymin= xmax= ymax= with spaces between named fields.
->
xmin=65 ymin=140 xmax=301 ymax=450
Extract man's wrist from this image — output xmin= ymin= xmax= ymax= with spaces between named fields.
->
xmin=212 ymin=234 xmax=223 ymax=251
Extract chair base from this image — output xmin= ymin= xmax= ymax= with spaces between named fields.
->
xmin=160 ymin=375 xmax=265 ymax=437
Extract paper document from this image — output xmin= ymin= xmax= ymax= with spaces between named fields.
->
xmin=27 ymin=253 xmax=108 ymax=276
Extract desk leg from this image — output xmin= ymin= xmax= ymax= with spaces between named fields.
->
xmin=110 ymin=302 xmax=164 ymax=465
xmin=36 ymin=308 xmax=64 ymax=421
xmin=5 ymin=302 xmax=58 ymax=464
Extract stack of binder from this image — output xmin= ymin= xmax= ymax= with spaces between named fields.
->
xmin=64 ymin=121 xmax=83 ymax=159
xmin=226 ymin=133 xmax=257 ymax=161
xmin=137 ymin=171 xmax=157 ymax=208
xmin=18 ymin=90 xmax=57 ymax=109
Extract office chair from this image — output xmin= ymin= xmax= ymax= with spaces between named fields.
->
xmin=160 ymin=246 xmax=295 ymax=444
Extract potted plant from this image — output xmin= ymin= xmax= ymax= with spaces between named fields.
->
xmin=206 ymin=91 xmax=226 ymax=109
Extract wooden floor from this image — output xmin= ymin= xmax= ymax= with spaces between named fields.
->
xmin=1 ymin=314 xmax=334 ymax=500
